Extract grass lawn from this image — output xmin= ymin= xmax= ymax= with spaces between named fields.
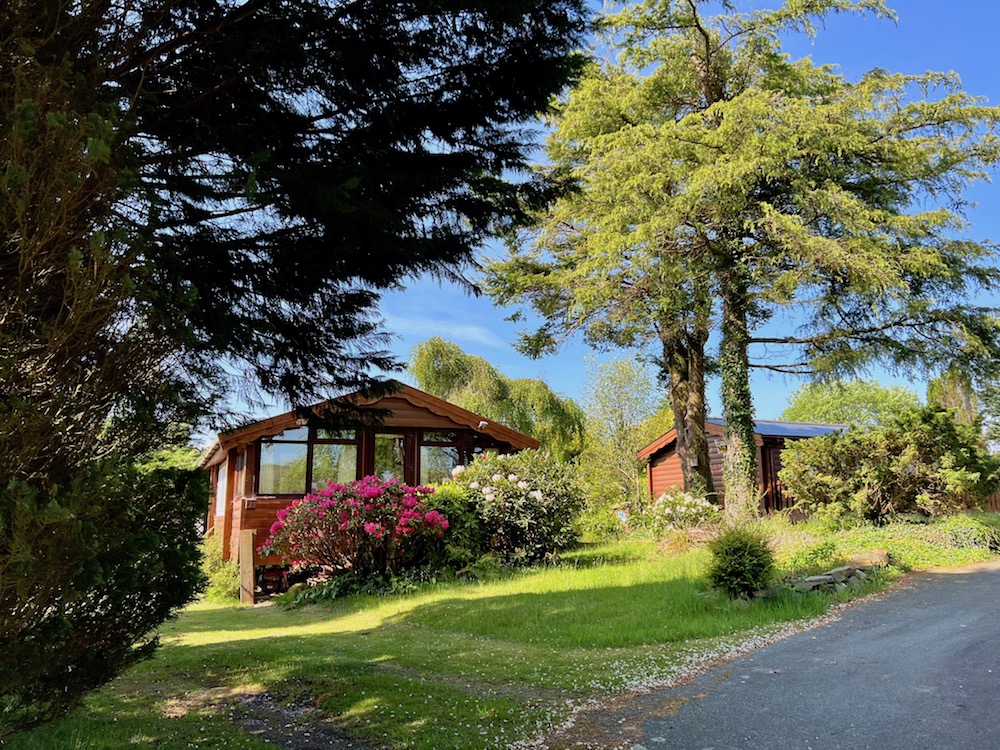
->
xmin=10 ymin=522 xmax=999 ymax=750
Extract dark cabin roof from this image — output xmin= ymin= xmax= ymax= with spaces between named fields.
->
xmin=638 ymin=418 xmax=845 ymax=460
xmin=706 ymin=417 xmax=847 ymax=439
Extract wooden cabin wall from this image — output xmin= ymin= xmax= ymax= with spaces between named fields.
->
xmin=648 ymin=451 xmax=683 ymax=497
xmin=647 ymin=437 xmax=726 ymax=500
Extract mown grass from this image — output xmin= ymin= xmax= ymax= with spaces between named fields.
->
xmin=10 ymin=518 xmax=999 ymax=750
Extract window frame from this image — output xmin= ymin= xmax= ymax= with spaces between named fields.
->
xmin=256 ymin=425 xmax=361 ymax=496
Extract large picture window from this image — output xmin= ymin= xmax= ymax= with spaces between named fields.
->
xmin=419 ymin=430 xmax=462 ymax=484
xmin=258 ymin=441 xmax=309 ymax=495
xmin=254 ymin=423 xmax=500 ymax=494
xmin=374 ymin=433 xmax=405 ymax=481
xmin=311 ymin=431 xmax=358 ymax=490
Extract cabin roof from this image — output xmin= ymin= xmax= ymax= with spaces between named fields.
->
xmin=197 ymin=383 xmax=539 ymax=468
xmin=637 ymin=418 xmax=846 ymax=461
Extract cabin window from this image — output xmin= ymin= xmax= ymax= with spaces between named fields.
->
xmin=233 ymin=451 xmax=246 ymax=498
xmin=271 ymin=426 xmax=308 ymax=441
xmin=317 ymin=428 xmax=355 ymax=441
xmin=213 ymin=460 xmax=228 ymax=515
xmin=419 ymin=430 xmax=462 ymax=484
xmin=258 ymin=437 xmax=309 ymax=495
xmin=311 ymin=430 xmax=359 ymax=491
xmin=373 ymin=433 xmax=405 ymax=481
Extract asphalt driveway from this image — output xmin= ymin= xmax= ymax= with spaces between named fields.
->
xmin=542 ymin=560 xmax=1000 ymax=750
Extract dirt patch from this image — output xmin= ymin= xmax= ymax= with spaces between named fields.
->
xmin=162 ymin=685 xmax=266 ymax=718
xmin=233 ymin=692 xmax=373 ymax=750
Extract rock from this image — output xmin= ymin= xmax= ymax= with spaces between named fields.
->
xmin=835 ymin=582 xmax=847 ymax=591
xmin=847 ymin=576 xmax=864 ymax=589
xmin=855 ymin=569 xmax=868 ymax=580
xmin=827 ymin=565 xmax=858 ymax=578
xmin=849 ymin=549 xmax=889 ymax=568
xmin=804 ymin=574 xmax=836 ymax=586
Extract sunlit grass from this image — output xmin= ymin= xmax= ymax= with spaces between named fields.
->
xmin=10 ymin=520 xmax=998 ymax=750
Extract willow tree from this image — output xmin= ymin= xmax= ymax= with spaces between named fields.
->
xmin=489 ymin=0 xmax=1000 ymax=511
xmin=408 ymin=337 xmax=586 ymax=460
xmin=927 ymin=367 xmax=980 ymax=426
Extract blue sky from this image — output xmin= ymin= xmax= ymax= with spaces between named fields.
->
xmin=381 ymin=1 xmax=1000 ymax=420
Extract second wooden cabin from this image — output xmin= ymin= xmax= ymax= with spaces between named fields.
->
xmin=638 ymin=418 xmax=845 ymax=513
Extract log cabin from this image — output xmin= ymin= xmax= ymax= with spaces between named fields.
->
xmin=638 ymin=418 xmax=845 ymax=513
xmin=200 ymin=383 xmax=538 ymax=601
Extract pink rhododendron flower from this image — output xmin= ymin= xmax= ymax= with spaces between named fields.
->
xmin=259 ymin=475 xmax=447 ymax=575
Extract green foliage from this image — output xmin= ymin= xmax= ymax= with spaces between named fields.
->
xmin=927 ymin=367 xmax=980 ymax=426
xmin=423 ymin=483 xmax=483 ymax=568
xmin=138 ymin=444 xmax=202 ymax=473
xmin=489 ymin=0 xmax=1000 ymax=503
xmin=980 ymin=379 xmax=1000 ymax=446
xmin=3 ymin=2 xmax=587 ymax=732
xmin=0 ymin=463 xmax=206 ymax=736
xmin=408 ymin=338 xmax=586 ymax=460
xmin=633 ymin=488 xmax=721 ymax=538
xmin=924 ymin=515 xmax=999 ymax=552
xmin=278 ymin=566 xmax=453 ymax=607
xmin=707 ymin=526 xmax=777 ymax=599
xmin=578 ymin=357 xmax=673 ymax=524
xmin=454 ymin=451 xmax=584 ymax=563
xmin=833 ymin=517 xmax=1000 ymax=570
xmin=780 ymin=540 xmax=841 ymax=577
xmin=781 ymin=379 xmax=922 ymax=427
xmin=199 ymin=535 xmax=240 ymax=602
xmin=574 ymin=502 xmax=627 ymax=543
xmin=780 ymin=407 xmax=1000 ymax=524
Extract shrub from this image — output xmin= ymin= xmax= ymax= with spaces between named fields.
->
xmin=643 ymin=488 xmax=721 ymax=536
xmin=258 ymin=476 xmax=448 ymax=577
xmin=780 ymin=407 xmax=999 ymax=525
xmin=423 ymin=482 xmax=482 ymax=568
xmin=924 ymin=515 xmax=999 ymax=551
xmin=574 ymin=501 xmax=627 ymax=543
xmin=0 ymin=463 xmax=205 ymax=736
xmin=200 ymin=534 xmax=240 ymax=601
xmin=707 ymin=526 xmax=776 ymax=599
xmin=453 ymin=451 xmax=584 ymax=563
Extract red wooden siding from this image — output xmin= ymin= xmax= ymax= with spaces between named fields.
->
xmin=644 ymin=434 xmax=802 ymax=512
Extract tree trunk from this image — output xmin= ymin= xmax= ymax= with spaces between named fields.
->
xmin=719 ymin=260 xmax=759 ymax=520
xmin=661 ymin=327 xmax=715 ymax=498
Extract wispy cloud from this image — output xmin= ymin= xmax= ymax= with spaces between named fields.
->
xmin=382 ymin=313 xmax=509 ymax=349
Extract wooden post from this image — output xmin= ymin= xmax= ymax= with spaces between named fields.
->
xmin=239 ymin=529 xmax=257 ymax=604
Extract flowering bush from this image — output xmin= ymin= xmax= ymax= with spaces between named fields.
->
xmin=259 ymin=476 xmax=449 ymax=577
xmin=645 ymin=489 xmax=721 ymax=536
xmin=453 ymin=451 xmax=583 ymax=563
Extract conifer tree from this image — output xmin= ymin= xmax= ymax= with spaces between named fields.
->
xmin=489 ymin=0 xmax=1000 ymax=508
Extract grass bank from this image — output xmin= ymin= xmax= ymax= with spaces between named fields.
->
xmin=11 ymin=518 xmax=999 ymax=750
